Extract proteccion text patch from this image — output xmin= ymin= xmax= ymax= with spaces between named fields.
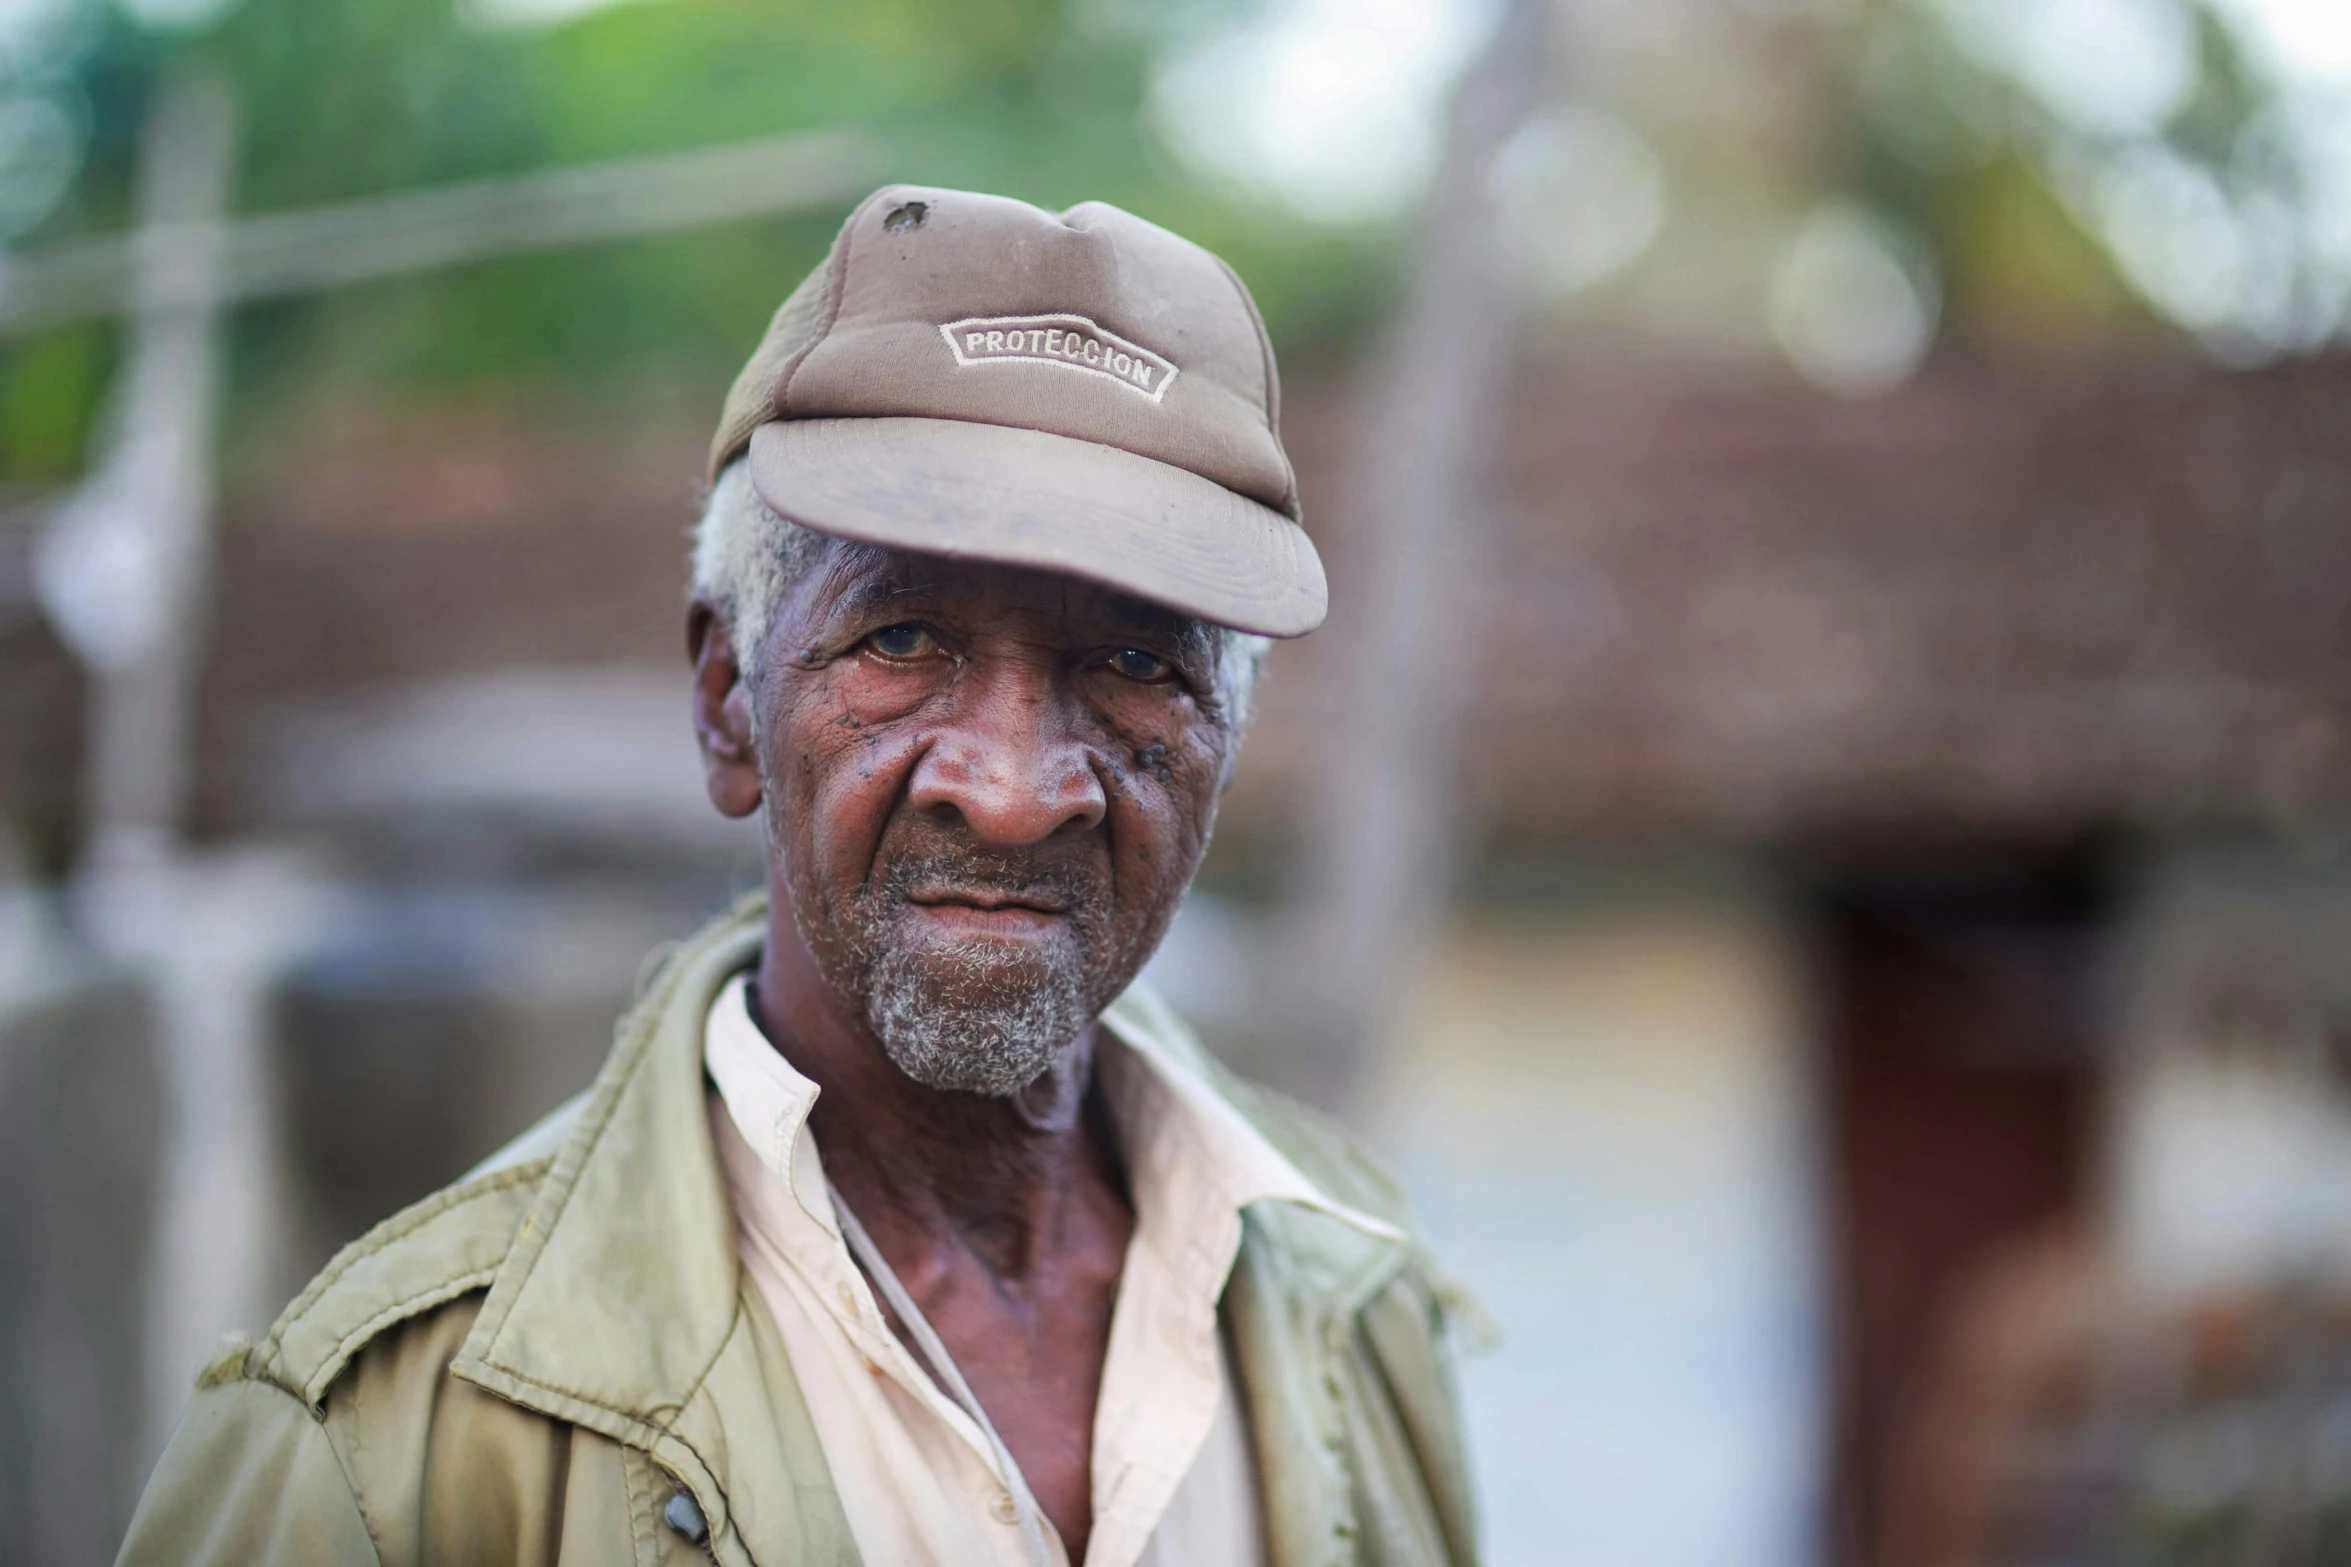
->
xmin=939 ymin=314 xmax=1179 ymax=404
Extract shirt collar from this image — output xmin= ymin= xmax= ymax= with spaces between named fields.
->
xmin=702 ymin=974 xmax=835 ymax=1234
xmin=1096 ymin=987 xmax=1402 ymax=1244
xmin=701 ymin=972 xmax=1400 ymax=1246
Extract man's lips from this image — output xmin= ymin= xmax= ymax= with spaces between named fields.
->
xmin=901 ymin=887 xmax=1072 ymax=932
xmin=904 ymin=886 xmax=1071 ymax=914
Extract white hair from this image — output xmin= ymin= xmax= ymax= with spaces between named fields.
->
xmin=689 ymin=461 xmax=831 ymax=684
xmin=690 ymin=460 xmax=1269 ymax=725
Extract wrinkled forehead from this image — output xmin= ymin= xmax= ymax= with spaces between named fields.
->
xmin=802 ymin=537 xmax=1218 ymax=648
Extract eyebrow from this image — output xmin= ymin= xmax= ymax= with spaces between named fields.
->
xmin=813 ymin=559 xmax=940 ymax=624
xmin=1094 ymin=586 xmax=1211 ymax=642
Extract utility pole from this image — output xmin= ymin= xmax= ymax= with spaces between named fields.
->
xmin=43 ymin=68 xmax=235 ymax=868
xmin=34 ymin=66 xmax=272 ymax=1471
xmin=1270 ymin=0 xmax=1550 ymax=1111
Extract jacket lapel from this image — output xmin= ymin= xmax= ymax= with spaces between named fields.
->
xmin=1227 ymin=1201 xmax=1419 ymax=1567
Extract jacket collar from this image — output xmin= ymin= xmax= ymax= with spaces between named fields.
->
xmin=454 ymin=896 xmax=759 ymax=1444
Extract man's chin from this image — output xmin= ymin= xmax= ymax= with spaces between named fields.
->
xmin=863 ymin=945 xmax=1093 ymax=1098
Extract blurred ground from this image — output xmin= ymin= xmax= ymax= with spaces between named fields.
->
xmin=5 ymin=0 xmax=2351 ymax=1564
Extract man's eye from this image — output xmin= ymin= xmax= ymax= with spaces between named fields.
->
xmin=1109 ymin=647 xmax=1171 ymax=682
xmin=866 ymin=624 xmax=935 ymax=659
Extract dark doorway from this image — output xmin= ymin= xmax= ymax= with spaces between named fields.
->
xmin=1817 ymin=857 xmax=2111 ymax=1567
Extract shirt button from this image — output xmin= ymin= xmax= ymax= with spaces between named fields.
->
xmin=837 ymin=1280 xmax=860 ymax=1316
xmin=991 ymin=1491 xmax=1019 ymax=1526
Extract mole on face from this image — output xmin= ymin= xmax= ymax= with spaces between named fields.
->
xmin=1133 ymin=741 xmax=1170 ymax=781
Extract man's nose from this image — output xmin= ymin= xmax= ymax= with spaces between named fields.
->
xmin=905 ymin=668 xmax=1107 ymax=845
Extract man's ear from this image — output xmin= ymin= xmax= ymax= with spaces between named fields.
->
xmin=688 ymin=600 xmax=763 ymax=820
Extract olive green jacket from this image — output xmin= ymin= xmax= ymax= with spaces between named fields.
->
xmin=118 ymin=896 xmax=1478 ymax=1566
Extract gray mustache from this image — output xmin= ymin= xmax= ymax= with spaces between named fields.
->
xmin=874 ymin=851 xmax=1102 ymax=909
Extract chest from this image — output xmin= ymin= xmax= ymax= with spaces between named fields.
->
xmin=910 ymin=1255 xmax=1120 ymax=1456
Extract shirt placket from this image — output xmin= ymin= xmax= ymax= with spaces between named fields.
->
xmin=784 ymin=1178 xmax=1053 ymax=1558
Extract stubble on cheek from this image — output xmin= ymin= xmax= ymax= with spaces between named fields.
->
xmin=759 ymin=664 xmax=887 ymax=954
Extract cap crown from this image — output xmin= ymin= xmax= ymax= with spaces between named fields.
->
xmin=709 ymin=186 xmax=1298 ymax=520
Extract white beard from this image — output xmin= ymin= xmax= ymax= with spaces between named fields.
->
xmin=862 ymin=933 xmax=1092 ymax=1096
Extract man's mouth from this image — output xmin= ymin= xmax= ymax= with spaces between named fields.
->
xmin=901 ymin=885 xmax=1074 ymax=934
xmin=905 ymin=886 xmax=1070 ymax=914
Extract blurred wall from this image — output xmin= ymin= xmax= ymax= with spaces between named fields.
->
xmin=1366 ymin=864 xmax=1823 ymax=1567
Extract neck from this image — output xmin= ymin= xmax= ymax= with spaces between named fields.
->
xmin=750 ymin=902 xmax=1127 ymax=1280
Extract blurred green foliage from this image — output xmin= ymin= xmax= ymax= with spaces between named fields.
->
xmin=0 ymin=0 xmax=2331 ymax=486
xmin=0 ymin=0 xmax=1387 ymax=485
xmin=1853 ymin=0 xmax=2340 ymax=359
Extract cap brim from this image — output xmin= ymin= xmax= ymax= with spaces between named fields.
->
xmin=745 ymin=417 xmax=1326 ymax=637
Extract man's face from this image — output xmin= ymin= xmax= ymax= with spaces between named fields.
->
xmin=734 ymin=542 xmax=1238 ymax=1095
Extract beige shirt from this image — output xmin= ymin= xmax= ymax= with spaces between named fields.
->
xmin=703 ymin=974 xmax=1394 ymax=1567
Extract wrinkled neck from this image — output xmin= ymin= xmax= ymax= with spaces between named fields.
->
xmin=750 ymin=900 xmax=1128 ymax=1281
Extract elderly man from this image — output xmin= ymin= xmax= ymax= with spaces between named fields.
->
xmin=120 ymin=186 xmax=1476 ymax=1567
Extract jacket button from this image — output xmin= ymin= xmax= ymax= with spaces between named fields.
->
xmin=664 ymin=1489 xmax=710 ymax=1546
xmin=990 ymin=1491 xmax=1019 ymax=1525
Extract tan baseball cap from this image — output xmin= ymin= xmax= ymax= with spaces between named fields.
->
xmin=708 ymin=184 xmax=1325 ymax=637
